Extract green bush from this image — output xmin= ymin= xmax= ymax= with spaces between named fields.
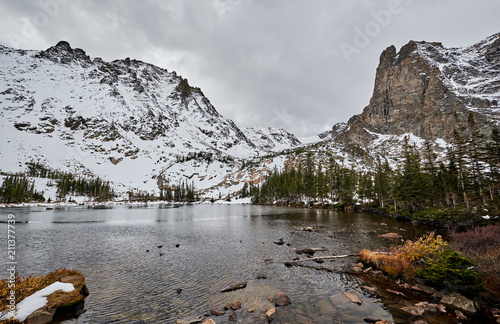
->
xmin=418 ymin=248 xmax=482 ymax=296
xmin=412 ymin=208 xmax=459 ymax=221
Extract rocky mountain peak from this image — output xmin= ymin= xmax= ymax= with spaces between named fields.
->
xmin=0 ymin=41 xmax=303 ymax=197
xmin=36 ymin=40 xmax=91 ymax=66
xmin=339 ymin=33 xmax=500 ymax=148
xmin=54 ymin=40 xmax=73 ymax=51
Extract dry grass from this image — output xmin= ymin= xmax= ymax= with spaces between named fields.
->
xmin=0 ymin=269 xmax=85 ymax=315
xmin=450 ymin=224 xmax=500 ymax=257
xmin=46 ymin=276 xmax=87 ymax=310
xmin=360 ymin=249 xmax=414 ymax=277
xmin=450 ymin=225 xmax=500 ymax=303
xmin=360 ymin=232 xmax=447 ymax=280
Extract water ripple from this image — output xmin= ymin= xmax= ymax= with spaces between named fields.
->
xmin=0 ymin=205 xmax=421 ymax=323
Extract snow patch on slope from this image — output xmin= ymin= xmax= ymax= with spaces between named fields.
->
xmin=242 ymin=126 xmax=301 ymax=152
xmin=417 ymin=33 xmax=500 ymax=122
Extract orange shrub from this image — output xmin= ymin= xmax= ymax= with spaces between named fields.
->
xmin=359 ymin=232 xmax=447 ymax=280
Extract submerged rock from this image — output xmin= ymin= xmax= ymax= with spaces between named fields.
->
xmin=201 ymin=319 xmax=216 ymax=324
xmin=266 ymin=308 xmax=277 ymax=322
xmin=220 ymin=280 xmax=247 ymax=293
xmin=210 ymin=309 xmax=225 ymax=316
xmin=330 ymin=292 xmax=360 ymax=310
xmin=273 ymin=238 xmax=285 ymax=245
xmin=225 ymin=301 xmax=241 ymax=310
xmin=273 ymin=292 xmax=292 ymax=306
xmin=342 ymin=291 xmax=362 ymax=305
xmin=228 ymin=310 xmax=237 ymax=322
xmin=176 ymin=316 xmax=205 ymax=324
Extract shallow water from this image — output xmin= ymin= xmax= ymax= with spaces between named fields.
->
xmin=1 ymin=204 xmax=430 ymax=323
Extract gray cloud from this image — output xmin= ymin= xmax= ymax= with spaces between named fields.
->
xmin=1 ymin=0 xmax=499 ymax=137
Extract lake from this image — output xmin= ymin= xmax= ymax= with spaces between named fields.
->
xmin=0 ymin=204 xmax=431 ymax=323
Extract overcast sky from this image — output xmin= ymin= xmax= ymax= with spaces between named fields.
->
xmin=1 ymin=0 xmax=499 ymax=137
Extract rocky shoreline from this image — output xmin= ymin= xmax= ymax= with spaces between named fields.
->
xmin=351 ymin=261 xmax=499 ymax=324
xmin=171 ymin=224 xmax=499 ymax=324
xmin=0 ymin=269 xmax=89 ymax=324
xmin=258 ymin=201 xmax=500 ymax=233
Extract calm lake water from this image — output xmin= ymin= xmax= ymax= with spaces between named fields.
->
xmin=1 ymin=204 xmax=433 ymax=323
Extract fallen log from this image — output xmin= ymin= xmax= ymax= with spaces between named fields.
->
xmin=284 ymin=254 xmax=359 ymax=267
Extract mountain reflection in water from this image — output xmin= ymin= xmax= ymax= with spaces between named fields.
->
xmin=1 ymin=204 xmax=430 ymax=323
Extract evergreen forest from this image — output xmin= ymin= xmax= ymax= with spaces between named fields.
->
xmin=252 ymin=128 xmax=500 ymax=221
xmin=0 ymin=162 xmax=114 ymax=203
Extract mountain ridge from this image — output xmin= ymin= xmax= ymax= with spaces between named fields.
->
xmin=1 ymin=33 xmax=500 ymax=201
xmin=335 ymin=32 xmax=500 ymax=149
xmin=0 ymin=40 xmax=300 ymax=199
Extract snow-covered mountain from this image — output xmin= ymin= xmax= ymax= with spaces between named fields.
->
xmin=418 ymin=33 xmax=500 ymax=119
xmin=242 ymin=126 xmax=301 ymax=151
xmin=2 ymin=33 xmax=499 ymax=201
xmin=338 ymin=32 xmax=500 ymax=149
xmin=0 ymin=41 xmax=299 ymax=199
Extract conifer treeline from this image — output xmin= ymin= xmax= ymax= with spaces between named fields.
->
xmin=55 ymin=173 xmax=114 ymax=201
xmin=154 ymin=178 xmax=197 ymax=202
xmin=0 ymin=162 xmax=114 ymax=203
xmin=0 ymin=174 xmax=45 ymax=203
xmin=252 ymin=128 xmax=500 ymax=213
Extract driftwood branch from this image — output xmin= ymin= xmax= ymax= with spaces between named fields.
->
xmin=284 ymin=254 xmax=359 ymax=267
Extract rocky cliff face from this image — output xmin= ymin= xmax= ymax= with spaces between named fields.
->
xmin=339 ymin=33 xmax=500 ymax=147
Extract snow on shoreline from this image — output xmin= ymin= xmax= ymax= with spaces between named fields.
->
xmin=0 ymin=197 xmax=253 ymax=208
xmin=0 ymin=281 xmax=75 ymax=322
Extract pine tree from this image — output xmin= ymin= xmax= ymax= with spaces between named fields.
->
xmin=374 ymin=155 xmax=392 ymax=208
xmin=453 ymin=129 xmax=471 ymax=210
xmin=393 ymin=136 xmax=431 ymax=210
xmin=303 ymin=154 xmax=315 ymax=203
xmin=485 ymin=127 xmax=500 ymax=199
xmin=358 ymin=172 xmax=374 ymax=205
